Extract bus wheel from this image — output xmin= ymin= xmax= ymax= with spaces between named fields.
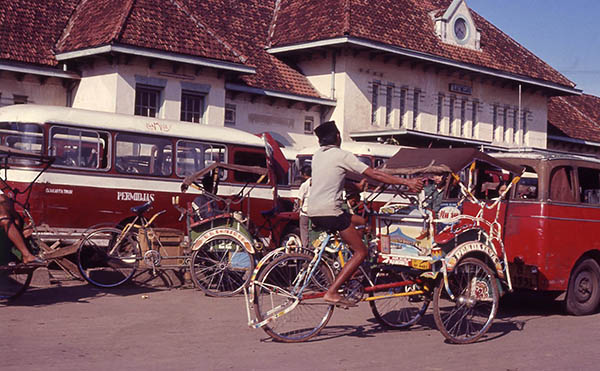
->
xmin=566 ymin=258 xmax=600 ymax=316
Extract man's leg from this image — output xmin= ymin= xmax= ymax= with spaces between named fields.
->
xmin=0 ymin=218 xmax=37 ymax=263
xmin=323 ymin=225 xmax=367 ymax=303
xmin=299 ymin=214 xmax=309 ymax=249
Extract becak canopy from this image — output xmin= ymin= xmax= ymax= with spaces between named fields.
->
xmin=381 ymin=148 xmax=524 ymax=175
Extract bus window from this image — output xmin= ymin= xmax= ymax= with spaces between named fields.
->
xmin=578 ymin=167 xmax=600 ymax=204
xmin=0 ymin=122 xmax=43 ymax=165
xmin=175 ymin=140 xmax=226 ymax=178
xmin=115 ymin=133 xmax=172 ymax=176
xmin=549 ymin=166 xmax=576 ymax=202
xmin=233 ymin=151 xmax=266 ymax=183
xmin=49 ymin=126 xmax=109 ymax=169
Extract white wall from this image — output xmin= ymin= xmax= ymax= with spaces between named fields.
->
xmin=0 ymin=74 xmax=66 ymax=106
xmin=298 ymin=50 xmax=548 ymax=149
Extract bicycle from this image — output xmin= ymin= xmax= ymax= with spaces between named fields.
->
xmin=76 ymin=201 xmax=187 ymax=288
xmin=245 ymin=149 xmax=523 ymax=344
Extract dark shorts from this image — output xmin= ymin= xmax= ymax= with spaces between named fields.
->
xmin=310 ymin=211 xmax=352 ymax=232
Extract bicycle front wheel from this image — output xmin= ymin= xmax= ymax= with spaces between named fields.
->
xmin=190 ymin=235 xmax=255 ymax=297
xmin=369 ymin=269 xmax=430 ymax=329
xmin=433 ymin=257 xmax=499 ymax=344
xmin=77 ymin=227 xmax=140 ymax=288
xmin=0 ymin=265 xmax=33 ymax=302
xmin=253 ymin=253 xmax=334 ymax=343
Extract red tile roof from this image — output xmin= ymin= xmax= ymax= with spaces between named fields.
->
xmin=55 ymin=0 xmax=247 ymax=65
xmin=269 ymin=0 xmax=574 ymax=88
xmin=0 ymin=0 xmax=76 ymax=66
xmin=0 ymin=0 xmax=576 ymax=99
xmin=549 ymin=94 xmax=600 ymax=142
xmin=177 ymin=0 xmax=322 ymax=98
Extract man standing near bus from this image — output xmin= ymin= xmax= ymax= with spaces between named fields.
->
xmin=308 ymin=121 xmax=423 ymax=307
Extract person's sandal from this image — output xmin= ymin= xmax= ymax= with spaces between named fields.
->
xmin=24 ymin=256 xmax=46 ymax=266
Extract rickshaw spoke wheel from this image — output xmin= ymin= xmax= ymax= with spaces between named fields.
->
xmin=189 ymin=235 xmax=254 ymax=297
xmin=433 ymin=257 xmax=499 ymax=344
xmin=253 ymin=253 xmax=334 ymax=343
xmin=369 ymin=270 xmax=430 ymax=329
xmin=77 ymin=228 xmax=140 ymax=288
xmin=0 ymin=266 xmax=33 ymax=302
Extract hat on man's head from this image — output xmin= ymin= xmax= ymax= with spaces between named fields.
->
xmin=314 ymin=121 xmax=339 ymax=143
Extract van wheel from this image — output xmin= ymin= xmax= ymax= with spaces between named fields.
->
xmin=566 ymin=258 xmax=600 ymax=316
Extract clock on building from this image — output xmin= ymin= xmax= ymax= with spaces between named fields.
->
xmin=453 ymin=17 xmax=468 ymax=42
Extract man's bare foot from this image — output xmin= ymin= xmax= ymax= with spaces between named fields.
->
xmin=323 ymin=292 xmax=342 ymax=303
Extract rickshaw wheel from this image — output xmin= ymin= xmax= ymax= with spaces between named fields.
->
xmin=189 ymin=234 xmax=255 ymax=297
xmin=0 ymin=266 xmax=33 ymax=302
xmin=565 ymin=258 xmax=600 ymax=316
xmin=369 ymin=270 xmax=430 ymax=329
xmin=433 ymin=257 xmax=499 ymax=344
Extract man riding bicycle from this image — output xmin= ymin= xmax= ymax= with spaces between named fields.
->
xmin=307 ymin=121 xmax=423 ymax=308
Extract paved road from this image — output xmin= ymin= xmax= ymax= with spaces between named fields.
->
xmin=2 ymin=278 xmax=599 ymax=371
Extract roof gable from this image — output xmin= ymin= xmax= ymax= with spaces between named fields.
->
xmin=269 ymin=0 xmax=574 ymax=89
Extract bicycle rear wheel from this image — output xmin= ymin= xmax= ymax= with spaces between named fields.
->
xmin=369 ymin=269 xmax=430 ymax=329
xmin=0 ymin=265 xmax=33 ymax=302
xmin=433 ymin=257 xmax=499 ymax=344
xmin=77 ymin=227 xmax=140 ymax=288
xmin=190 ymin=235 xmax=255 ymax=296
xmin=253 ymin=253 xmax=334 ymax=343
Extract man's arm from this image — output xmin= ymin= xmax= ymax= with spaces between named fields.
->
xmin=362 ymin=167 xmax=423 ymax=193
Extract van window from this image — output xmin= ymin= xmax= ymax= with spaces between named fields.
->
xmin=515 ymin=166 xmax=538 ymax=200
xmin=578 ymin=167 xmax=600 ymax=204
xmin=49 ymin=126 xmax=109 ymax=170
xmin=549 ymin=166 xmax=576 ymax=202
xmin=0 ymin=122 xmax=43 ymax=165
xmin=233 ymin=151 xmax=266 ymax=183
xmin=175 ymin=140 xmax=226 ymax=177
xmin=115 ymin=133 xmax=172 ymax=176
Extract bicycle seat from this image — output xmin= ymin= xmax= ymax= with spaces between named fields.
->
xmin=260 ymin=206 xmax=279 ymax=218
xmin=311 ymin=224 xmax=339 ymax=235
xmin=130 ymin=201 xmax=153 ymax=216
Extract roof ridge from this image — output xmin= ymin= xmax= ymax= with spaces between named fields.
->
xmin=54 ymin=0 xmax=87 ymax=52
xmin=266 ymin=0 xmax=283 ymax=48
xmin=168 ymin=0 xmax=248 ymax=63
xmin=113 ymin=0 xmax=136 ymax=43
xmin=557 ymin=96 xmax=600 ymax=128
xmin=343 ymin=0 xmax=351 ymax=34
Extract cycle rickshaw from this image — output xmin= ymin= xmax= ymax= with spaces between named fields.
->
xmin=0 ymin=144 xmax=54 ymax=302
xmin=244 ymin=147 xmax=524 ymax=344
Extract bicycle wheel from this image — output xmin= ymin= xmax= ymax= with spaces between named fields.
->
xmin=253 ymin=253 xmax=334 ymax=343
xmin=190 ymin=235 xmax=255 ymax=296
xmin=0 ymin=265 xmax=33 ymax=302
xmin=77 ymin=227 xmax=140 ymax=288
xmin=433 ymin=257 xmax=499 ymax=344
xmin=369 ymin=269 xmax=430 ymax=329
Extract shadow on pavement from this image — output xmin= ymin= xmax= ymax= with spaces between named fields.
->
xmin=2 ymin=282 xmax=167 ymax=307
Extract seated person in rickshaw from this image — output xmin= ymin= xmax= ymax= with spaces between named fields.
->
xmin=192 ymin=172 xmax=224 ymax=220
xmin=307 ymin=121 xmax=423 ymax=308
xmin=0 ymin=191 xmax=44 ymax=265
